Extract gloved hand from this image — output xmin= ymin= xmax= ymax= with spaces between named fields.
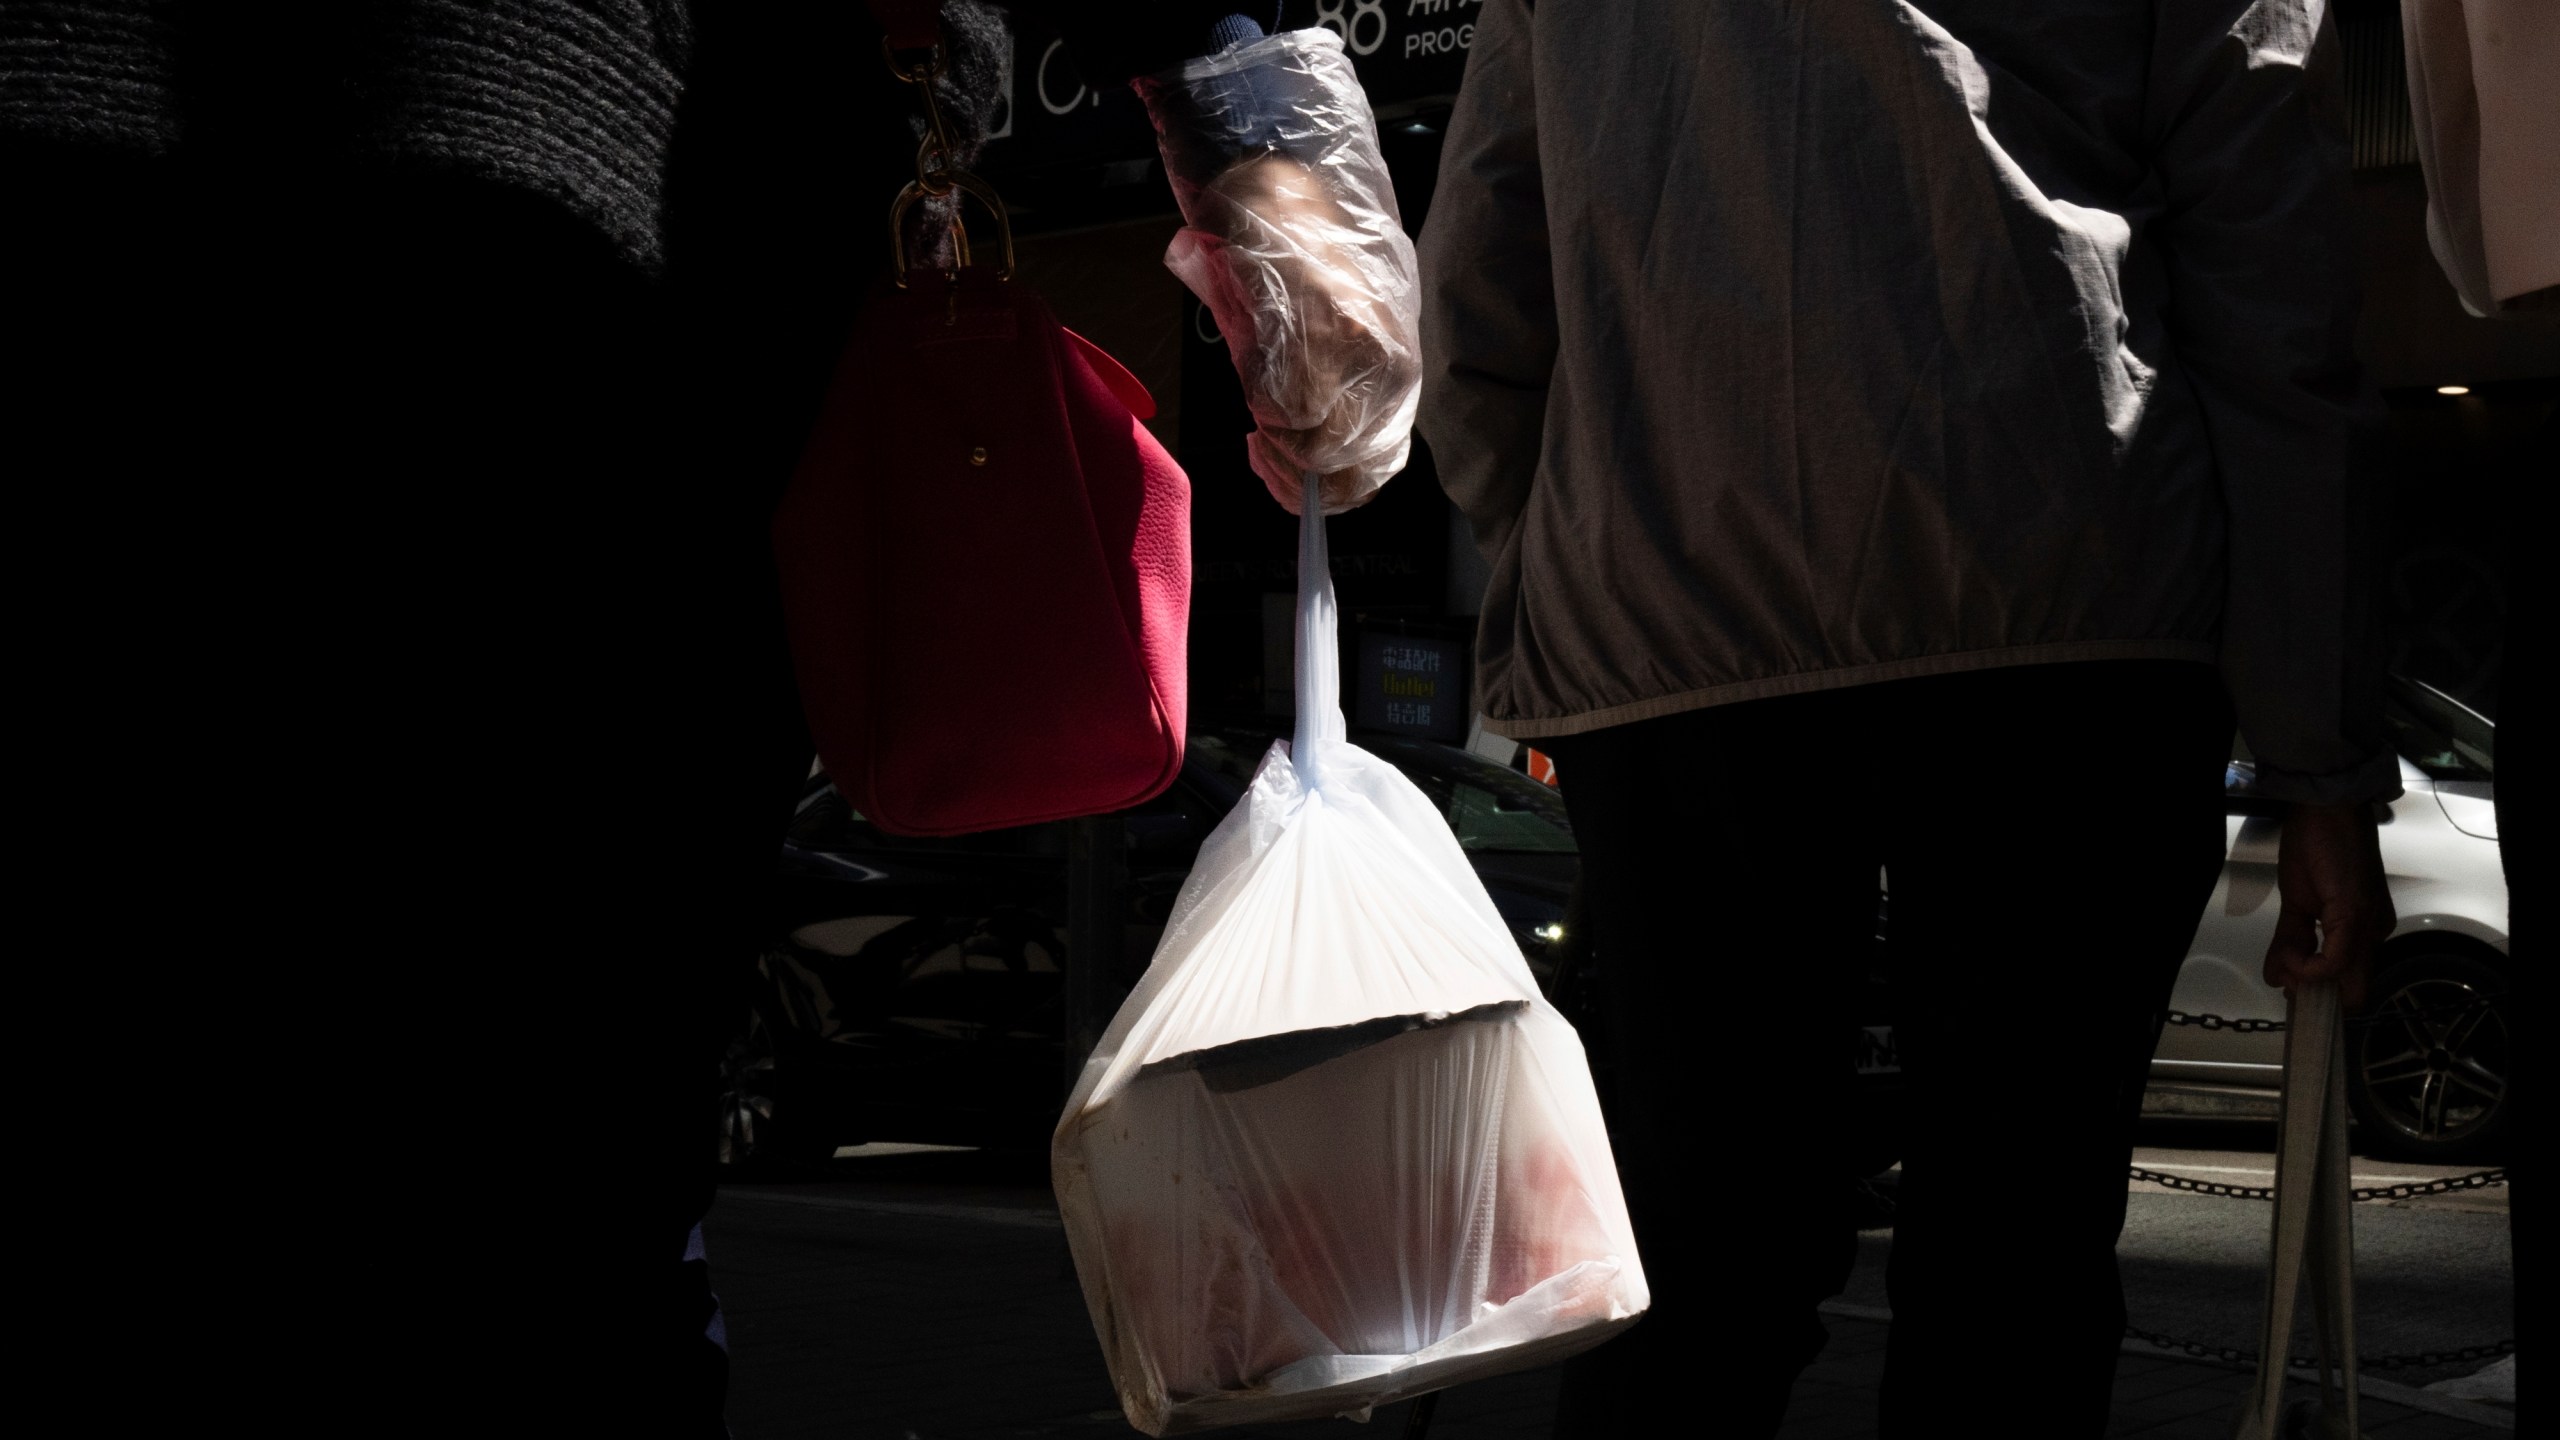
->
xmin=1136 ymin=30 xmax=1421 ymax=516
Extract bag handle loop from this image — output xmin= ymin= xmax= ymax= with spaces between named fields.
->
xmin=888 ymin=172 xmax=1015 ymax=282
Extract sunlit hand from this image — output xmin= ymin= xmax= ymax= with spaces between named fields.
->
xmin=2264 ymin=803 xmax=2393 ymax=1009
xmin=1193 ymin=152 xmax=1419 ymax=514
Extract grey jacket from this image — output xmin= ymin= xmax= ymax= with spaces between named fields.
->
xmin=1419 ymin=0 xmax=2398 ymax=805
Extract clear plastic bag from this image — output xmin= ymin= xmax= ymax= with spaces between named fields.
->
xmin=1053 ymin=478 xmax=1648 ymax=1435
xmin=1135 ymin=30 xmax=1422 ymax=516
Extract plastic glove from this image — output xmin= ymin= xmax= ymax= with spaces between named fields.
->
xmin=1135 ymin=30 xmax=1421 ymax=516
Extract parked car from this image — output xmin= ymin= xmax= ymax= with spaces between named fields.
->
xmin=722 ymin=728 xmax=1584 ymax=1166
xmin=1848 ymin=676 xmax=2508 ymax=1166
xmin=728 ymin=678 xmax=2501 ymax=1171
xmin=2151 ymin=675 xmax=2509 ymax=1161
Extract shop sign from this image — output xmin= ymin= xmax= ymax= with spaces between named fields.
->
xmin=1355 ymin=631 xmax=1468 ymax=740
xmin=1278 ymin=0 xmax=1480 ymax=103
xmin=990 ymin=0 xmax=1480 ymax=185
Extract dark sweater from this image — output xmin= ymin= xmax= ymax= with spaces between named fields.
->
xmin=1 ymin=0 xmax=694 ymax=267
xmin=0 ymin=2 xmax=1257 ymax=274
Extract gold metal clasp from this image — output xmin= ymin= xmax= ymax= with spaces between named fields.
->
xmin=879 ymin=25 xmax=1015 ymax=288
xmin=889 ymin=169 xmax=1016 ymax=287
xmin=883 ymin=37 xmax=960 ymax=199
xmin=880 ymin=37 xmax=947 ymax=85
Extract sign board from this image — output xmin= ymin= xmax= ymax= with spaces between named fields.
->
xmin=981 ymin=31 xmax=1154 ymax=174
xmin=988 ymin=0 xmax=1478 ymax=191
xmin=1354 ymin=631 xmax=1469 ymax=740
xmin=1275 ymin=0 xmax=1479 ymax=108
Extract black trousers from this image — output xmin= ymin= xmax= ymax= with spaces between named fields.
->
xmin=1541 ymin=660 xmax=2233 ymax=1438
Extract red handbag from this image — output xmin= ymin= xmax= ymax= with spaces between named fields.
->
xmin=773 ymin=5 xmax=1190 ymax=837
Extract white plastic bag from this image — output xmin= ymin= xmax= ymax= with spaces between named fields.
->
xmin=1053 ymin=478 xmax=1647 ymax=1436
xmin=1134 ymin=30 xmax=1422 ymax=517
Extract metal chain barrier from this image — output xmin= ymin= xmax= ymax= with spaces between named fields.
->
xmin=2342 ymin=1170 xmax=2511 ymax=1203
xmin=2161 ymin=991 xmax=2506 ymax=1036
xmin=2141 ymin=1001 xmax=2509 ymax=1201
xmin=2124 ymin=999 xmax=2513 ymax=1378
xmin=2161 ymin=1009 xmax=2291 ymax=1033
xmin=2127 ymin=1166 xmax=2282 ymax=1200
xmin=2007 ymin=1000 xmax=2524 ymax=1381
xmin=2127 ymin=1164 xmax=2509 ymax=1203
xmin=2123 ymin=1324 xmax=2516 ymax=1375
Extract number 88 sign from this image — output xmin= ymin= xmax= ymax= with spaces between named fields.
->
xmin=1314 ymin=0 xmax=1389 ymax=57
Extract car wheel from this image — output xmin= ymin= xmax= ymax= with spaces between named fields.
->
xmin=717 ymin=1007 xmax=834 ymax=1171
xmin=2346 ymin=948 xmax=2511 ymax=1164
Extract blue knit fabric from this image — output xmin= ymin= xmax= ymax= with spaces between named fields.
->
xmin=1171 ymin=17 xmax=1329 ymax=169
xmin=1204 ymin=14 xmax=1266 ymax=54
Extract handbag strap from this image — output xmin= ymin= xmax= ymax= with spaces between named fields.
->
xmin=864 ymin=0 xmax=1017 ymax=284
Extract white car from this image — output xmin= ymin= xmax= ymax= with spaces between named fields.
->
xmin=2151 ymin=676 xmax=2509 ymax=1161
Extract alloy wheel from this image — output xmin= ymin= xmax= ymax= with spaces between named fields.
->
xmin=2353 ymin=973 xmax=2509 ymax=1152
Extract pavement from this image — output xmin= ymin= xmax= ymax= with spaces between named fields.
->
xmin=703 ymin=1139 xmax=2516 ymax=1440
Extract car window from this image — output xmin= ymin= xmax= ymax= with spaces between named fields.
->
xmin=1125 ymin=779 xmax=1217 ymax=859
xmin=2222 ymin=761 xmax=2285 ymax=818
xmin=1186 ymin=731 xmax=1276 ymax=794
xmin=2228 ymin=674 xmax=2495 ymax=786
xmin=1442 ymin=775 xmax=1578 ymax=852
xmin=2383 ymin=675 xmax=2493 ymax=782
xmin=1364 ymin=736 xmax=1577 ymax=854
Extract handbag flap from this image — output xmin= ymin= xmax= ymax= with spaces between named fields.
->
xmin=1062 ymin=327 xmax=1157 ymax=421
